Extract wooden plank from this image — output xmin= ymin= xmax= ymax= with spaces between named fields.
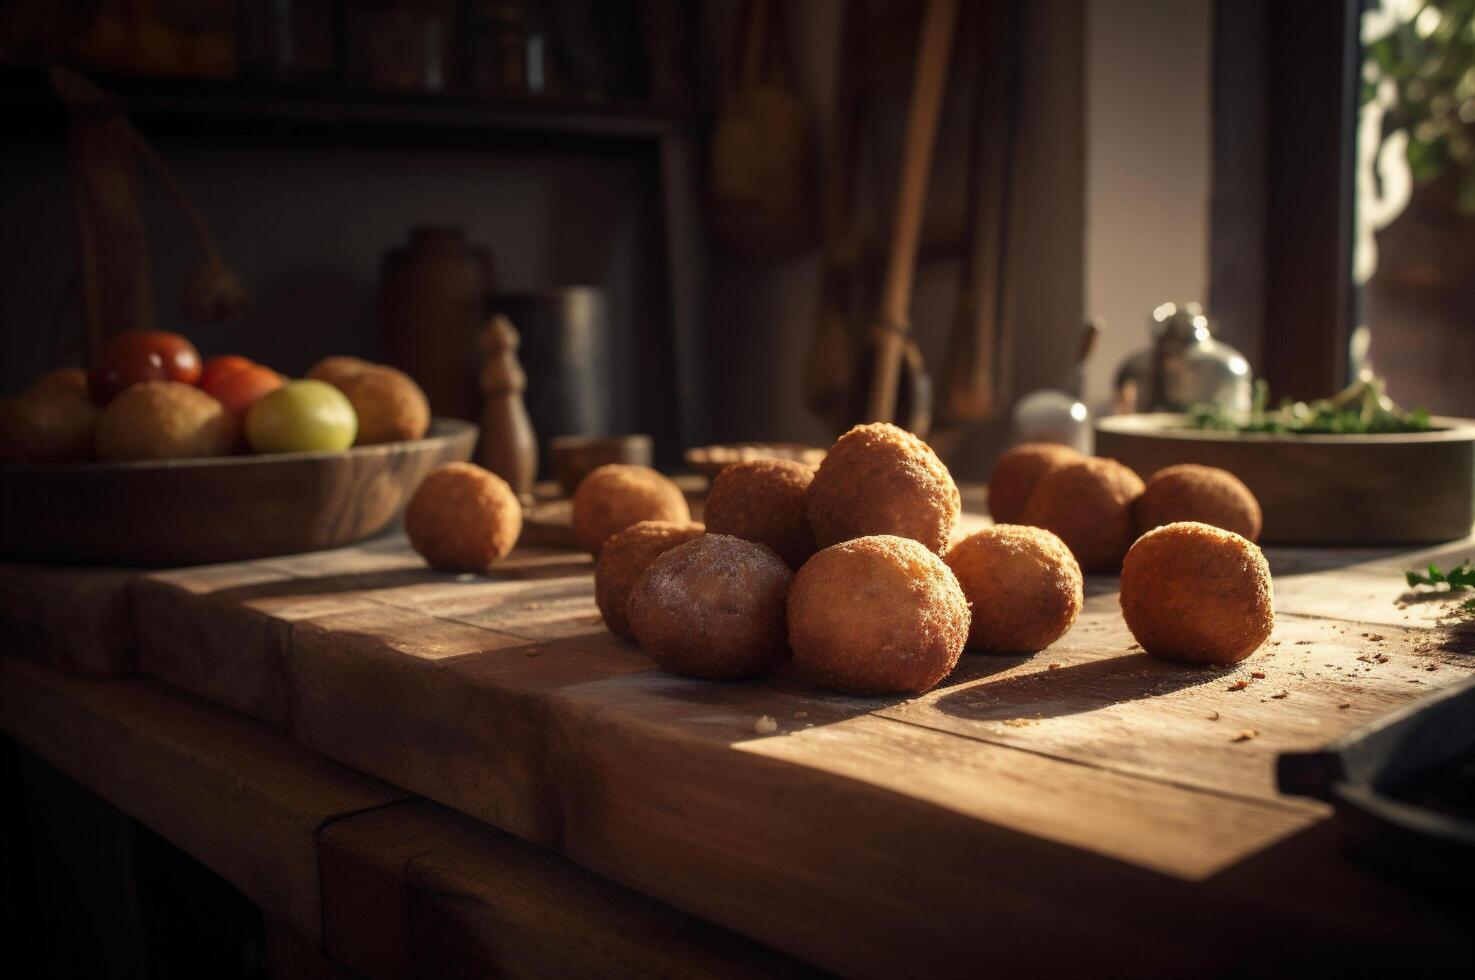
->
xmin=130 ymin=535 xmax=595 ymax=730
xmin=322 ymin=800 xmax=814 ymax=980
xmin=320 ymin=802 xmax=485 ymax=980
xmin=289 ymin=604 xmax=652 ymax=839
xmin=0 ymin=562 xmax=136 ymax=677
xmin=147 ymin=533 xmax=1457 ymax=972
xmin=528 ymin=672 xmax=1468 ymax=977
xmin=1266 ymin=534 xmax=1475 ymax=630
xmin=133 ymin=561 xmax=379 ymax=727
xmin=283 ymin=590 xmax=1240 ymax=972
xmin=0 ymin=657 xmax=409 ymax=941
xmin=44 ymin=522 xmax=1467 ymax=973
xmin=878 ymin=605 xmax=1473 ymax=802
xmin=264 ymin=915 xmax=357 ymax=980
xmin=285 ymin=601 xmax=1374 ymax=976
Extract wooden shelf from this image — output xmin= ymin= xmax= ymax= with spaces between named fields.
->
xmin=1 ymin=67 xmax=687 ymax=149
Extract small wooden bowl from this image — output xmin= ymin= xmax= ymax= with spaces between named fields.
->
xmin=1095 ymin=413 xmax=1475 ymax=545
xmin=684 ymin=442 xmax=827 ymax=479
xmin=550 ymin=434 xmax=653 ymax=496
xmin=0 ymin=419 xmax=477 ymax=566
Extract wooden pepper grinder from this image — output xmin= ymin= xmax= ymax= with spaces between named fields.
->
xmin=477 ymin=314 xmax=538 ymax=500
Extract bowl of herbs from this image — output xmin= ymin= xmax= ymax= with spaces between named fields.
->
xmin=1096 ymin=379 xmax=1475 ymax=545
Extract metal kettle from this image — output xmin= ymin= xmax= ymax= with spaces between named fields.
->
xmin=1113 ymin=303 xmax=1252 ymax=413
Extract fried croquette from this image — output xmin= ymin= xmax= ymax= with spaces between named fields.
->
xmin=945 ymin=525 xmax=1082 ymax=653
xmin=986 ymin=442 xmax=1084 ymax=525
xmin=787 ymin=534 xmax=970 ymax=695
xmin=405 ymin=462 xmax=523 ymax=571
xmin=94 ymin=381 xmax=235 ymax=461
xmin=1135 ymin=463 xmax=1262 ymax=542
xmin=703 ymin=458 xmax=817 ymax=569
xmin=805 ymin=422 xmax=960 ymax=554
xmin=627 ymin=534 xmax=792 ymax=679
xmin=572 ymin=463 xmax=690 ymax=555
xmin=1119 ymin=521 xmax=1273 ymax=665
xmin=595 ymin=519 xmax=706 ymax=640
xmin=1020 ymin=457 xmax=1145 ymax=572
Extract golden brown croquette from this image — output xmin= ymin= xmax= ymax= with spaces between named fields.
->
xmin=405 ymin=462 xmax=523 ymax=571
xmin=703 ymin=458 xmax=817 ymax=569
xmin=986 ymin=442 xmax=1085 ymax=525
xmin=945 ymin=525 xmax=1082 ymax=653
xmin=1020 ymin=457 xmax=1145 ymax=572
xmin=1119 ymin=521 xmax=1273 ymax=665
xmin=571 ymin=463 xmax=690 ymax=555
xmin=787 ymin=534 xmax=970 ymax=695
xmin=627 ymin=534 xmax=792 ymax=679
xmin=595 ymin=520 xmax=706 ymax=640
xmin=1135 ymin=463 xmax=1262 ymax=541
xmin=805 ymin=422 xmax=960 ymax=554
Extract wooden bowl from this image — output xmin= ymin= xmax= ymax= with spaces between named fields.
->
xmin=0 ymin=419 xmax=477 ymax=566
xmin=684 ymin=442 xmax=827 ymax=479
xmin=549 ymin=435 xmax=653 ymax=496
xmin=1095 ymin=413 xmax=1475 ymax=545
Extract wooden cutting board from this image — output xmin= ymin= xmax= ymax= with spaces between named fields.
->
xmin=104 ymin=524 xmax=1474 ymax=977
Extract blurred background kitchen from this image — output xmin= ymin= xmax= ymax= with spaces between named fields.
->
xmin=1 ymin=0 xmax=1470 ymax=480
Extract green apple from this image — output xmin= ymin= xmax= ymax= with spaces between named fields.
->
xmin=245 ymin=379 xmax=358 ymax=454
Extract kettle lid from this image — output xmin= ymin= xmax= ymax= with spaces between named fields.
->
xmin=1150 ymin=302 xmax=1211 ymax=342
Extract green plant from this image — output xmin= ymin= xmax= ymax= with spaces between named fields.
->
xmin=1404 ymin=559 xmax=1475 ymax=621
xmin=1188 ymin=377 xmax=1434 ymax=435
xmin=1364 ymin=0 xmax=1475 ymax=209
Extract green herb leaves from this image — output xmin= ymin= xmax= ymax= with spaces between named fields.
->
xmin=1188 ymin=378 xmax=1436 ymax=436
xmin=1406 ymin=560 xmax=1475 ymax=590
xmin=1405 ymin=560 xmax=1475 ymax=621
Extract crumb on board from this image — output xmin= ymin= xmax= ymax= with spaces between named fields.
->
xmin=1048 ymin=662 xmax=1061 ymax=670
xmin=793 ymin=710 xmax=809 ymax=719
xmin=1231 ymin=729 xmax=1258 ymax=742
xmin=1251 ymin=671 xmax=1266 ymax=679
xmin=1271 ymin=691 xmax=1288 ymax=699
xmin=1228 ymin=680 xmax=1248 ymax=691
xmin=1207 ymin=710 xmax=1220 ymax=721
xmin=1002 ymin=717 xmax=1036 ymax=728
xmin=1339 ymin=703 xmax=1352 ymax=710
xmin=754 ymin=715 xmax=779 ymax=735
xmin=523 ymin=647 xmax=540 ymax=657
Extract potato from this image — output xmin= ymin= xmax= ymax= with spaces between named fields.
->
xmin=95 ymin=381 xmax=235 ymax=461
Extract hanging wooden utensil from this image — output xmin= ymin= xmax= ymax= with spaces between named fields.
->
xmin=52 ymin=67 xmax=248 ymax=362
xmin=860 ymin=0 xmax=958 ymax=432
xmin=937 ymin=0 xmax=1019 ymax=428
xmin=803 ymin=0 xmax=867 ymax=424
xmin=709 ymin=0 xmax=818 ymax=260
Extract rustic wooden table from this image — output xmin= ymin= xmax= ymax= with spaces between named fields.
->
xmin=2 ymin=494 xmax=1472 ymax=978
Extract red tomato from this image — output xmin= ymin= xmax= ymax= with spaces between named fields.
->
xmin=198 ymin=354 xmax=255 ymax=391
xmin=208 ymin=364 xmax=284 ymax=422
xmin=88 ymin=330 xmax=203 ymax=404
